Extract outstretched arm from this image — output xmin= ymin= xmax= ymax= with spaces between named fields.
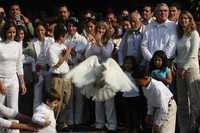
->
xmin=10 ymin=122 xmax=38 ymax=132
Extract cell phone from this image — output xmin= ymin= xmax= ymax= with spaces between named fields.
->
xmin=15 ymin=15 xmax=21 ymax=25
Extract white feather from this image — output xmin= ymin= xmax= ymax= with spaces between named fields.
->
xmin=66 ymin=56 xmax=139 ymax=101
xmin=66 ymin=56 xmax=100 ymax=88
xmin=102 ymin=58 xmax=138 ymax=92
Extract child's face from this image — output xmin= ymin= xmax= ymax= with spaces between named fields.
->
xmin=153 ymin=56 xmax=163 ymax=69
xmin=46 ymin=100 xmax=59 ymax=110
xmin=135 ymin=77 xmax=150 ymax=87
xmin=124 ymin=59 xmax=134 ymax=71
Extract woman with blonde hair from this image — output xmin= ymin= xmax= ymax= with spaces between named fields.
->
xmin=85 ymin=21 xmax=117 ymax=132
xmin=176 ymin=10 xmax=200 ymax=133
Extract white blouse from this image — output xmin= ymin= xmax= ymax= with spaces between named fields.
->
xmin=0 ymin=41 xmax=23 ymax=78
xmin=176 ymin=30 xmax=200 ymax=70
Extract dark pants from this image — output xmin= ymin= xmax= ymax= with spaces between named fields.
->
xmin=123 ymin=96 xmax=143 ymax=133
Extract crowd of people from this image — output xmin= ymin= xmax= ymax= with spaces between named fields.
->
xmin=0 ymin=1 xmax=200 ymax=133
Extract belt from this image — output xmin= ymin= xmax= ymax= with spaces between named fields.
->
xmin=52 ymin=73 xmax=65 ymax=78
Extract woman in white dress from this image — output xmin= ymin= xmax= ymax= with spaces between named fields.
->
xmin=176 ymin=11 xmax=200 ymax=133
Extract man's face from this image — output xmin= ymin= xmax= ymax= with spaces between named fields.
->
xmin=58 ymin=6 xmax=70 ymax=21
xmin=143 ymin=6 xmax=153 ymax=20
xmin=130 ymin=17 xmax=141 ymax=29
xmin=10 ymin=5 xmax=21 ymax=18
xmin=156 ymin=5 xmax=169 ymax=23
xmin=169 ymin=6 xmax=180 ymax=21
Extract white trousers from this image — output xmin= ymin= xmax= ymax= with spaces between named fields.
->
xmin=95 ymin=97 xmax=117 ymax=130
xmin=153 ymin=99 xmax=177 ymax=133
xmin=0 ymin=75 xmax=19 ymax=133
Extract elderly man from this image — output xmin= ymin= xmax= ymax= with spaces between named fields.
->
xmin=118 ymin=10 xmax=145 ymax=66
xmin=141 ymin=3 xmax=177 ymax=63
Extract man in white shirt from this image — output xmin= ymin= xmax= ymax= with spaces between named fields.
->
xmin=47 ymin=23 xmax=72 ymax=131
xmin=141 ymin=3 xmax=177 ymax=63
xmin=133 ymin=67 xmax=177 ymax=133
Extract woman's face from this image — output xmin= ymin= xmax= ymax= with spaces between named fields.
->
xmin=97 ymin=26 xmax=106 ymax=36
xmin=179 ymin=14 xmax=190 ymax=28
xmin=18 ymin=29 xmax=25 ymax=41
xmin=67 ymin=23 xmax=77 ymax=35
xmin=153 ymin=56 xmax=163 ymax=69
xmin=6 ymin=26 xmax=16 ymax=41
xmin=86 ymin=22 xmax=96 ymax=34
xmin=36 ymin=25 xmax=46 ymax=39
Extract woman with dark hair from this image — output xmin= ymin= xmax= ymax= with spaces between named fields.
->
xmin=17 ymin=25 xmax=35 ymax=116
xmin=31 ymin=21 xmax=54 ymax=109
xmin=176 ymin=11 xmax=200 ymax=133
xmin=0 ymin=22 xmax=26 ymax=133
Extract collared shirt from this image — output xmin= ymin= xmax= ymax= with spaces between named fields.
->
xmin=65 ymin=32 xmax=88 ymax=65
xmin=31 ymin=37 xmax=54 ymax=65
xmin=141 ymin=19 xmax=177 ymax=61
xmin=0 ymin=104 xmax=18 ymax=128
xmin=32 ymin=103 xmax=56 ymax=133
xmin=142 ymin=78 xmax=173 ymax=126
xmin=0 ymin=41 xmax=23 ymax=78
xmin=47 ymin=42 xmax=69 ymax=74
xmin=118 ymin=26 xmax=144 ymax=65
xmin=176 ymin=30 xmax=200 ymax=70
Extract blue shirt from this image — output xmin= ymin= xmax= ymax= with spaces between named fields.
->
xmin=151 ymin=67 xmax=170 ymax=79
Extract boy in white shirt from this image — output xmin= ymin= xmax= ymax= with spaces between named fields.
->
xmin=32 ymin=90 xmax=60 ymax=133
xmin=133 ymin=67 xmax=177 ymax=133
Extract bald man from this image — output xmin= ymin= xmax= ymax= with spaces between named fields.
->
xmin=118 ymin=10 xmax=145 ymax=66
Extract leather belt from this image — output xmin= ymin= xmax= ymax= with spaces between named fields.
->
xmin=52 ymin=73 xmax=65 ymax=78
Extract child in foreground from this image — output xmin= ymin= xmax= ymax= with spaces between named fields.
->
xmin=133 ymin=67 xmax=177 ymax=133
xmin=32 ymin=90 xmax=60 ymax=133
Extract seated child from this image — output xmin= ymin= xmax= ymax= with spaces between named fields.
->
xmin=133 ymin=67 xmax=177 ymax=133
xmin=32 ymin=90 xmax=60 ymax=133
